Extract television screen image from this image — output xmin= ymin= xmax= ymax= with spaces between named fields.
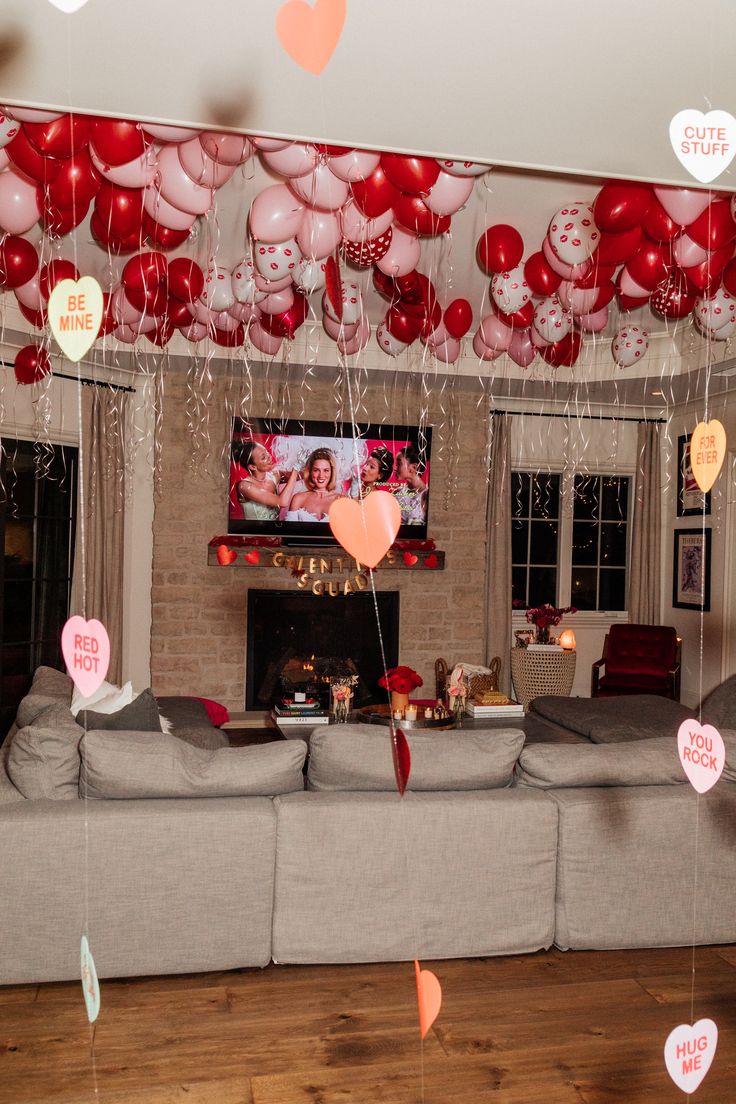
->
xmin=228 ymin=417 xmax=432 ymax=542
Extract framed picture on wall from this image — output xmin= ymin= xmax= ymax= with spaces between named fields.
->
xmin=672 ymin=528 xmax=711 ymax=611
xmin=677 ymin=434 xmax=711 ymax=517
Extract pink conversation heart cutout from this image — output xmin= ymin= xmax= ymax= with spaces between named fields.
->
xmin=61 ymin=616 xmax=110 ymax=697
xmin=677 ymin=719 xmax=725 ymax=794
xmin=664 ymin=1018 xmax=718 ymax=1094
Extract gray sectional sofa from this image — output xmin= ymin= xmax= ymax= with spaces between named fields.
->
xmin=1 ymin=668 xmax=735 ymax=986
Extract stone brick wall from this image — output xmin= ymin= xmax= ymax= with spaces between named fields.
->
xmin=151 ymin=368 xmax=490 ymax=711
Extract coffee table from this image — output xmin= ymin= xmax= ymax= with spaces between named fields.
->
xmin=272 ymin=710 xmax=583 ymax=745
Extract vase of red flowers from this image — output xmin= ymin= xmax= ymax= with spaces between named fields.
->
xmin=525 ymin=603 xmax=577 ymax=644
xmin=379 ymin=665 xmax=423 ymax=714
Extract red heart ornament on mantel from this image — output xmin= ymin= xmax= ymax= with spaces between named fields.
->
xmin=244 ymin=549 xmax=261 ymax=565
xmin=217 ymin=544 xmax=237 ymax=566
xmin=424 ymin=553 xmax=439 ymax=569
xmin=403 ymin=551 xmax=419 ymax=567
xmin=329 ymin=491 xmax=401 ymax=568
xmin=275 ymin=0 xmax=346 ymax=76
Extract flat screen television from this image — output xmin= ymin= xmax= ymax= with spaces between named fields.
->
xmin=228 ymin=417 xmax=432 ymax=542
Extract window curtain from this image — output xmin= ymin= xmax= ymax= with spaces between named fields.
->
xmin=628 ymin=421 xmax=661 ymax=624
xmin=483 ymin=413 xmax=512 ymax=694
xmin=70 ymin=387 xmax=128 ymax=684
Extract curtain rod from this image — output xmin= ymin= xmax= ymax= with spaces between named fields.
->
xmin=491 ymin=408 xmax=666 ymax=425
xmin=0 ymin=360 xmax=135 ymax=393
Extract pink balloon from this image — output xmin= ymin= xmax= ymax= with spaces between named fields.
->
xmin=180 ymin=319 xmax=207 ymax=342
xmin=15 ymin=274 xmax=43 ymax=311
xmin=212 ymin=309 xmax=241 ymax=332
xmin=144 ymin=123 xmax=200 ymax=142
xmin=472 ymin=330 xmax=503 ymax=361
xmin=289 ymin=162 xmax=349 ymax=210
xmin=251 ymin=136 xmax=291 ymax=152
xmin=508 ymin=328 xmax=536 ymax=367
xmin=297 ymin=206 xmax=341 ymax=260
xmin=260 ymin=287 xmax=295 ymax=314
xmin=542 ymin=236 xmax=592 ymax=281
xmin=340 ymin=197 xmax=393 ymax=242
xmin=262 ymin=142 xmax=318 ymax=178
xmin=530 ymin=327 xmax=551 ymax=348
xmin=229 ymin=300 xmax=260 ymax=324
xmin=250 ymin=183 xmax=305 ymax=243
xmin=479 ymin=312 xmax=513 ymax=352
xmin=375 ymin=226 xmax=421 ymax=277
xmin=178 ymin=138 xmax=236 ymax=188
xmin=253 ymin=271 xmax=293 ymax=293
xmin=5 ymin=106 xmax=62 ymax=122
xmin=653 ymin=185 xmax=711 ymax=227
xmin=673 ymin=232 xmax=709 ymax=268
xmin=0 ymin=169 xmax=41 ymax=234
xmin=129 ymin=314 xmax=157 ymax=335
xmin=424 ymin=171 xmax=474 ymax=216
xmin=200 ymin=131 xmax=252 ymax=165
xmin=249 ymin=320 xmax=283 ymax=355
xmin=558 ymin=280 xmax=599 ymax=316
xmin=156 ymin=145 xmax=213 ymax=215
xmin=189 ymin=297 xmax=215 ymax=325
xmin=113 ymin=323 xmax=139 ymax=343
xmin=0 ymin=149 xmax=9 ymax=171
xmin=338 ymin=314 xmax=370 ymax=355
xmin=90 ymin=143 xmax=158 ymax=188
xmin=112 ymin=286 xmax=150 ymax=326
xmin=143 ymin=185 xmax=197 ymax=230
xmin=425 ymin=321 xmax=448 ymax=348
xmin=327 ymin=148 xmax=380 ymax=182
xmin=618 ymin=266 xmax=652 ymax=298
xmin=432 ymin=336 xmax=461 ymax=364
xmin=323 ymin=312 xmax=358 ymax=341
xmin=576 ymin=305 xmax=609 ymax=332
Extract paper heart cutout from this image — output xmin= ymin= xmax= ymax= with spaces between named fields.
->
xmin=669 ymin=109 xmax=736 ymax=183
xmin=244 ymin=548 xmax=261 ymax=564
xmin=690 ymin=419 xmax=726 ymax=492
xmin=403 ymin=551 xmax=418 ymax=566
xmin=329 ymin=491 xmax=401 ymax=568
xmin=48 ymin=277 xmax=103 ymax=362
xmin=391 ymin=725 xmax=411 ymax=796
xmin=677 ymin=719 xmax=725 ymax=793
xmin=80 ymin=936 xmax=101 ymax=1024
xmin=61 ymin=616 xmax=110 ymax=698
xmin=424 ymin=553 xmax=439 ymax=569
xmin=415 ymin=959 xmax=442 ymax=1040
xmin=217 ymin=544 xmax=237 ymax=566
xmin=48 ymin=0 xmax=91 ymax=11
xmin=664 ymin=1018 xmax=717 ymax=1094
xmin=276 ymin=0 xmax=346 ymax=75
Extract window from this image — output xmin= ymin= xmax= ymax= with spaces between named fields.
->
xmin=1 ymin=442 xmax=77 ymax=734
xmin=512 ymin=469 xmax=631 ymax=613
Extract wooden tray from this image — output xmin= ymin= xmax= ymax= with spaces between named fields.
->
xmin=356 ymin=704 xmax=458 ymax=731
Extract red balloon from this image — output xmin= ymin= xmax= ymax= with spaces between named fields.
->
xmin=373 ymin=268 xmax=398 ymax=303
xmin=14 ymin=344 xmax=51 ymax=385
xmin=24 ymin=114 xmax=90 ymax=159
xmin=94 ymin=182 xmax=144 ymax=239
xmin=617 ymin=290 xmax=650 ymax=311
xmin=266 ymin=290 xmax=309 ymax=339
xmin=18 ymin=302 xmax=47 ymax=329
xmin=626 ymin=238 xmax=672 ymax=291
xmin=39 ymin=259 xmax=79 ymax=300
xmin=386 ymin=305 xmax=422 ymax=343
xmin=592 ymin=182 xmax=651 ymax=233
xmin=540 ymin=331 xmax=581 ymax=367
xmin=142 ymin=213 xmax=191 ymax=251
xmin=40 ymin=197 xmax=90 ymax=236
xmin=573 ymin=258 xmax=616 ymax=289
xmin=90 ymin=210 xmax=141 ymax=254
xmin=44 ymin=149 xmax=100 ymax=210
xmin=124 ymin=282 xmax=168 ymax=316
xmin=680 ymin=243 xmax=732 ymax=293
xmin=6 ymin=129 xmax=59 ymax=184
xmin=350 ymin=165 xmax=400 ymax=218
xmin=443 ymin=298 xmax=473 ymax=339
xmin=477 ymin=224 xmax=524 ymax=273
xmin=591 ymin=281 xmax=616 ymax=312
xmin=494 ymin=299 xmax=534 ymax=329
xmin=168 ymin=257 xmax=204 ymax=302
xmin=90 ymin=118 xmax=147 ymax=166
xmin=393 ymin=192 xmax=450 ymax=236
xmin=650 ymin=274 xmax=697 ymax=320
xmin=0 ymin=236 xmax=38 ymax=289
xmin=380 ymin=153 xmax=440 ymax=196
xmin=122 ymin=251 xmax=167 ymax=295
xmin=642 ymin=195 xmax=679 ymax=243
xmin=524 ymin=250 xmax=561 ymax=295
xmin=145 ymin=318 xmax=175 ymax=347
xmin=687 ymin=199 xmax=736 ymax=251
xmin=315 ymin=143 xmax=355 ymax=156
xmin=209 ymin=322 xmax=245 ymax=347
xmin=595 ymin=226 xmax=643 ymax=266
xmin=722 ymin=257 xmax=736 ymax=297
xmin=396 ymin=271 xmax=438 ymax=322
xmin=98 ymin=291 xmax=116 ymax=336
xmin=166 ymin=297 xmax=194 ymax=327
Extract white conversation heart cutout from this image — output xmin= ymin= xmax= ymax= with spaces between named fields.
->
xmin=47 ymin=0 xmax=91 ymax=11
xmin=677 ymin=719 xmax=725 ymax=794
xmin=48 ymin=277 xmax=103 ymax=362
xmin=80 ymin=935 xmax=101 ymax=1023
xmin=669 ymin=109 xmax=736 ymax=183
xmin=664 ymin=1018 xmax=717 ymax=1094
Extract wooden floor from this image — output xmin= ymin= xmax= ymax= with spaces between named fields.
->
xmin=1 ymin=946 xmax=736 ymax=1103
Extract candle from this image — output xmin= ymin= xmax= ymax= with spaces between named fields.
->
xmin=406 ymin=705 xmax=417 ymax=721
xmin=393 ymin=709 xmax=402 ymax=720
xmin=424 ymin=707 xmax=433 ymax=719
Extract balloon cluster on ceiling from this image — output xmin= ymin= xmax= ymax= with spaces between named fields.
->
xmin=0 ymin=104 xmax=734 ymax=379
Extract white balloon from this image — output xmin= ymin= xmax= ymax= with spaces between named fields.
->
xmin=376 ymin=323 xmax=408 ymax=357
xmin=294 ymin=257 xmax=327 ymax=293
xmin=90 ymin=143 xmax=158 ymax=188
xmin=548 ymin=202 xmax=599 ymax=265
xmin=612 ymin=324 xmax=649 ymax=367
xmin=533 ymin=296 xmax=572 ymax=343
xmin=705 ymin=315 xmax=736 ymax=340
xmin=327 ymin=148 xmax=380 ymax=182
xmin=694 ymin=286 xmax=736 ymax=332
xmin=4 ymin=106 xmax=62 ymax=122
xmin=232 ymin=256 xmax=267 ymax=304
xmin=253 ymin=237 xmax=302 ymax=281
xmin=289 ymin=162 xmax=348 ymax=210
xmin=323 ymin=313 xmax=358 ymax=341
xmin=424 ymin=171 xmax=474 ymax=216
xmin=323 ymin=281 xmax=362 ymax=326
xmin=436 ymin=158 xmax=489 ymax=177
xmin=0 ymin=112 xmax=19 ymax=149
xmin=542 ymin=235 xmax=592 ymax=281
xmin=491 ymin=264 xmax=530 ymax=315
xmin=199 ymin=265 xmax=236 ymax=312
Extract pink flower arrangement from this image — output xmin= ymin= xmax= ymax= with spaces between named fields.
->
xmin=379 ymin=665 xmax=423 ymax=694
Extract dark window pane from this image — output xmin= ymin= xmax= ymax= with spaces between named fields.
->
xmin=37 ymin=638 xmax=64 ymax=670
xmin=4 ymin=451 xmax=36 ymax=516
xmin=572 ymin=521 xmax=599 ymax=565
xmin=530 ymin=474 xmax=560 ymax=519
xmin=601 ymin=477 xmax=628 ymax=520
xmin=512 ymin=472 xmax=530 ymax=519
xmin=4 ymin=581 xmax=33 ymax=642
xmin=599 ymin=569 xmax=627 ymax=611
xmin=529 ymin=520 xmax=559 ymax=566
xmin=600 ymin=523 xmax=627 ymax=567
xmin=528 ymin=566 xmax=557 ymax=608
xmin=571 ymin=567 xmax=597 ymax=610
xmin=512 ymin=519 xmax=528 ymax=565
xmin=512 ymin=567 xmax=527 ymax=607
xmin=573 ymin=475 xmax=599 ymax=520
xmin=5 ymin=517 xmax=34 ymax=579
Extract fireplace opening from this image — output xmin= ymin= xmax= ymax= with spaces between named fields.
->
xmin=245 ymin=589 xmax=400 ymax=711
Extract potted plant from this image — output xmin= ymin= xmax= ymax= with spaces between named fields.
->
xmin=378 ymin=665 xmax=423 ymax=714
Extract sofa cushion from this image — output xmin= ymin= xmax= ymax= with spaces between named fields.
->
xmin=530 ymin=694 xmax=690 ymax=742
xmin=79 ymin=688 xmax=162 ymax=733
xmin=5 ymin=703 xmax=83 ymax=800
xmin=307 ymin=724 xmax=525 ymax=792
xmin=30 ymin=666 xmax=72 ymax=702
xmin=701 ymin=675 xmax=736 ymax=730
xmin=16 ymin=693 xmax=70 ymax=730
xmin=80 ymin=730 xmax=307 ymax=799
xmin=518 ymin=738 xmax=687 ymax=789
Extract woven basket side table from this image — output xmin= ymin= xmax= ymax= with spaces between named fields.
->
xmin=510 ymin=649 xmax=577 ymax=709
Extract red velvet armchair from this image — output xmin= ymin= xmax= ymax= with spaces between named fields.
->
xmin=591 ymin=624 xmax=681 ymax=700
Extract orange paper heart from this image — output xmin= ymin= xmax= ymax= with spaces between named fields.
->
xmin=690 ymin=419 xmax=726 ymax=492
xmin=414 ymin=959 xmax=442 ymax=1040
xmin=244 ymin=549 xmax=261 ymax=565
xmin=217 ymin=544 xmax=237 ymax=566
xmin=276 ymin=0 xmax=346 ymax=75
xmin=329 ymin=491 xmax=401 ymax=568
xmin=403 ymin=551 xmax=418 ymax=567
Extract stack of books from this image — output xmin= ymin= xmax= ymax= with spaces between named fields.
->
xmin=465 ymin=696 xmax=524 ymax=718
xmin=273 ymin=698 xmax=329 ymax=725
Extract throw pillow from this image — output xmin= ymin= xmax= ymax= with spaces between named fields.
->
xmin=193 ymin=697 xmax=230 ymax=727
xmin=71 ymin=680 xmax=135 ymax=717
xmin=80 ymin=730 xmax=307 ymax=798
xmin=30 ymin=666 xmax=72 ymax=702
xmin=6 ymin=703 xmax=83 ymax=800
xmin=80 ymin=688 xmax=162 ymax=732
xmin=16 ymin=693 xmax=65 ymax=729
